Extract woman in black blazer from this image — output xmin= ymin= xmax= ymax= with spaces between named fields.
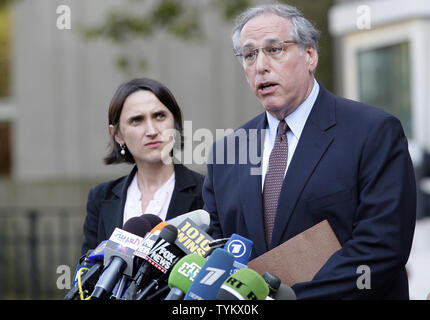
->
xmin=81 ymin=78 xmax=204 ymax=254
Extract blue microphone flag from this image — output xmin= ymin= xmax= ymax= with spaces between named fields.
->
xmin=184 ymin=248 xmax=235 ymax=300
xmin=224 ymin=233 xmax=253 ymax=265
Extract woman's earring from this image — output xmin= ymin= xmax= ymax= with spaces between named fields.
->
xmin=120 ymin=144 xmax=126 ymax=156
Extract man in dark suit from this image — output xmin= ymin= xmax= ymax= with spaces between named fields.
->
xmin=203 ymin=4 xmax=416 ymax=299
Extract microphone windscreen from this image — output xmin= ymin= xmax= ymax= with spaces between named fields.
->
xmin=87 ymin=240 xmax=108 ymax=264
xmin=133 ymin=222 xmax=175 ymax=261
xmin=150 ymin=221 xmax=170 ymax=235
xmin=275 ymin=283 xmax=296 ymax=300
xmin=262 ymin=272 xmax=281 ymax=294
xmin=159 ymin=224 xmax=178 ymax=243
xmin=184 ymin=248 xmax=234 ymax=300
xmin=174 ymin=218 xmax=214 ymax=257
xmin=217 ymin=268 xmax=269 ymax=300
xmin=141 ymin=214 xmax=163 ymax=229
xmin=215 ymin=287 xmax=240 ymax=300
xmin=168 ymin=254 xmax=206 ymax=293
xmin=123 ymin=216 xmax=152 ymax=237
xmin=168 ymin=209 xmax=210 ymax=228
xmin=224 ymin=233 xmax=253 ymax=265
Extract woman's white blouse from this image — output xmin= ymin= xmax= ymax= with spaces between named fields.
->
xmin=123 ymin=171 xmax=175 ymax=225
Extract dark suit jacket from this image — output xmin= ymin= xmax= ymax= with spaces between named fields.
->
xmin=203 ymin=84 xmax=416 ymax=299
xmin=82 ymin=163 xmax=204 ymax=255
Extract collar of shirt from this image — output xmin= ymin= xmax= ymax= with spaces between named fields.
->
xmin=123 ymin=171 xmax=176 ymax=225
xmin=262 ymin=79 xmax=320 ymax=189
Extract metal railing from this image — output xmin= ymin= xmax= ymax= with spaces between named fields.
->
xmin=0 ymin=207 xmax=85 ymax=299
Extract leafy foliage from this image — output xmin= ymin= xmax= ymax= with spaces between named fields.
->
xmin=0 ymin=3 xmax=11 ymax=97
xmin=80 ymin=0 xmax=251 ymax=74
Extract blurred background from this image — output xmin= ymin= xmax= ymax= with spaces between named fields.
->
xmin=0 ymin=0 xmax=429 ymax=299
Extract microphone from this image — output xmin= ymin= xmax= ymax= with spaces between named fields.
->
xmin=168 ymin=209 xmax=210 ymax=228
xmin=174 ymin=218 xmax=214 ymax=257
xmin=262 ymin=272 xmax=281 ymax=298
xmin=216 ymin=268 xmax=269 ymax=300
xmin=107 ymin=217 xmax=152 ymax=277
xmin=273 ymin=283 xmax=296 ymax=300
xmin=164 ymin=253 xmax=206 ymax=300
xmin=123 ymin=223 xmax=184 ymax=300
xmin=224 ymin=234 xmax=253 ymax=265
xmin=224 ymin=233 xmax=253 ymax=274
xmin=261 ymin=272 xmax=296 ymax=300
xmin=131 ymin=221 xmax=170 ymax=268
xmin=109 ymin=216 xmax=156 ymax=299
xmin=120 ymin=222 xmax=171 ymax=300
xmin=122 ymin=215 xmax=155 ymax=237
xmin=121 ymin=216 xmax=153 ymax=271
xmin=71 ymin=250 xmax=94 ymax=288
xmin=121 ymin=214 xmax=163 ymax=268
xmin=64 ymin=241 xmax=107 ymax=300
xmin=87 ymin=240 xmax=108 ymax=265
xmin=209 ymin=238 xmax=230 ymax=247
xmin=134 ymin=224 xmax=180 ymax=274
xmin=138 ymin=213 xmax=163 ymax=229
xmin=203 ymin=237 xmax=231 ymax=258
xmin=90 ymin=218 xmax=151 ymax=299
xmin=184 ymin=248 xmax=235 ymax=300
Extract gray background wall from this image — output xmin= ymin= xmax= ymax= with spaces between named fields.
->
xmin=11 ymin=0 xmax=262 ymax=182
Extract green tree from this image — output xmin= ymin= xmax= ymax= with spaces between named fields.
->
xmin=81 ymin=0 xmax=251 ymax=75
xmin=82 ymin=0 xmax=333 ymax=90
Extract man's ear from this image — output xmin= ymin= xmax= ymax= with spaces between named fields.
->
xmin=306 ymin=46 xmax=318 ymax=73
xmin=109 ymin=124 xmax=124 ymax=145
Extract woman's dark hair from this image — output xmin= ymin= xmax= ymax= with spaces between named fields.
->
xmin=104 ymin=77 xmax=184 ymax=165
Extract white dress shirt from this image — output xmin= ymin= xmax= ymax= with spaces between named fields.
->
xmin=123 ymin=171 xmax=175 ymax=225
xmin=261 ymin=79 xmax=320 ymax=190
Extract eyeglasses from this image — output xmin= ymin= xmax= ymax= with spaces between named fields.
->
xmin=235 ymin=40 xmax=298 ymax=66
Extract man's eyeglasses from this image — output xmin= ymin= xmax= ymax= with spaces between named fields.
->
xmin=235 ymin=40 xmax=298 ymax=66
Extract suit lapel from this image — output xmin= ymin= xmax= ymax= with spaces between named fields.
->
xmin=239 ymin=113 xmax=268 ymax=255
xmin=270 ymin=85 xmax=336 ymax=248
xmin=100 ymin=166 xmax=137 ymax=238
xmin=100 ymin=199 xmax=123 ymax=238
xmin=165 ymin=164 xmax=198 ymax=220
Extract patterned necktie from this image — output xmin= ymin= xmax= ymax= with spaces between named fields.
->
xmin=263 ymin=120 xmax=289 ymax=247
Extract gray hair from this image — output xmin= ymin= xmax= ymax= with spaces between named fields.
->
xmin=232 ymin=3 xmax=320 ymax=55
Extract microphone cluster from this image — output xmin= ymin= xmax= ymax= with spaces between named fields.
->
xmin=64 ymin=209 xmax=296 ymax=301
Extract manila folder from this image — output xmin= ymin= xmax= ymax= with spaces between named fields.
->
xmin=247 ymin=219 xmax=341 ymax=286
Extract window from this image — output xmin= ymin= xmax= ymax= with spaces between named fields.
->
xmin=357 ymin=42 xmax=411 ymax=137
